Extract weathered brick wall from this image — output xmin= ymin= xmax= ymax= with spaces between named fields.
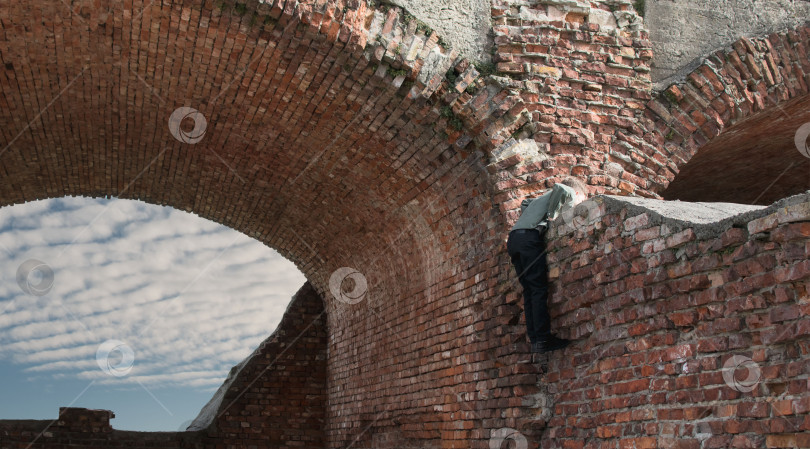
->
xmin=0 ymin=408 xmax=198 ymax=449
xmin=6 ymin=190 xmax=809 ymax=449
xmin=0 ymin=282 xmax=327 ymax=449
xmin=643 ymin=25 xmax=810 ymax=205
xmin=197 ymin=282 xmax=327 ymax=448
xmin=487 ymin=0 xmax=655 ymax=198
xmin=0 ymin=0 xmax=808 ymax=448
xmin=484 ymin=3 xmax=810 ymax=206
xmin=537 ymin=193 xmax=810 ymax=448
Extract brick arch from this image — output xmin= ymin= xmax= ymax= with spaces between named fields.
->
xmin=3 ymin=2 xmax=810 ymax=449
xmin=638 ymin=24 xmax=810 ymax=204
xmin=0 ymin=0 xmax=522 ymax=297
xmin=0 ymin=0 xmax=532 ymax=446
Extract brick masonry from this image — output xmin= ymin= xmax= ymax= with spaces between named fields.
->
xmin=0 ymin=0 xmax=808 ymax=448
xmin=199 ymin=282 xmax=327 ymax=447
xmin=542 ymin=193 xmax=810 ymax=448
xmin=645 ymin=29 xmax=810 ymax=205
xmin=1 ymin=282 xmax=326 ymax=449
xmin=0 ymin=408 xmax=194 ymax=449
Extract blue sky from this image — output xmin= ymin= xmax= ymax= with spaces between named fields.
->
xmin=0 ymin=197 xmax=306 ymax=431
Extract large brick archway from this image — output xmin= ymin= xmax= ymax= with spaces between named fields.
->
xmin=639 ymin=27 xmax=810 ymax=205
xmin=0 ymin=0 xmax=507 ymax=298
xmin=0 ymin=0 xmax=520 ymax=446
xmin=1 ymin=1 xmax=809 ymax=448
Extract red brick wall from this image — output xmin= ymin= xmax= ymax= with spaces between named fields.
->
xmin=0 ymin=0 xmax=809 ymax=448
xmin=488 ymin=0 xmax=655 ymax=198
xmin=0 ymin=408 xmax=194 ymax=449
xmin=201 ymin=282 xmax=327 ymax=448
xmin=5 ymin=190 xmax=809 ymax=449
xmin=0 ymin=282 xmax=326 ymax=449
xmin=538 ymin=194 xmax=810 ymax=449
xmin=639 ymin=25 xmax=810 ymax=204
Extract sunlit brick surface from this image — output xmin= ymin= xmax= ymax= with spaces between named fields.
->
xmin=652 ymin=32 xmax=810 ymax=204
xmin=543 ymin=195 xmax=810 ymax=448
xmin=0 ymin=0 xmax=809 ymax=447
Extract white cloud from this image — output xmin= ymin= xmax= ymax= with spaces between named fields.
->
xmin=0 ymin=197 xmax=306 ymax=390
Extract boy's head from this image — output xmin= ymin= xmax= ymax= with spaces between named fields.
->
xmin=560 ymin=177 xmax=588 ymax=205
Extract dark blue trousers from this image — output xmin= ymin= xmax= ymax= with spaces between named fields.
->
xmin=506 ymin=228 xmax=551 ymax=343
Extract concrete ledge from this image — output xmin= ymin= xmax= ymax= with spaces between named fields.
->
xmin=600 ymin=191 xmax=810 ymax=240
xmin=550 ymin=191 xmax=810 ymax=241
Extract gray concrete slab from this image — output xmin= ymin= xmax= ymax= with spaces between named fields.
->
xmin=600 ymin=191 xmax=810 ymax=240
xmin=605 ymin=196 xmax=765 ymax=224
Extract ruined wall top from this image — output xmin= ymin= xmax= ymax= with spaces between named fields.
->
xmin=396 ymin=0 xmax=810 ymax=91
xmin=643 ymin=0 xmax=810 ymax=89
xmin=383 ymin=0 xmax=644 ymax=65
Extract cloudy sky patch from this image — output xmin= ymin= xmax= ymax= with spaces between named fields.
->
xmin=0 ymin=197 xmax=305 ymax=429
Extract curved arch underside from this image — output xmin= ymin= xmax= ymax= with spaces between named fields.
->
xmin=640 ymin=26 xmax=810 ymax=204
xmin=0 ymin=0 xmax=495 ymax=302
xmin=662 ymin=93 xmax=810 ymax=205
xmin=0 ymin=3 xmax=506 ymax=443
xmin=4 ymin=0 xmax=810 ymax=446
